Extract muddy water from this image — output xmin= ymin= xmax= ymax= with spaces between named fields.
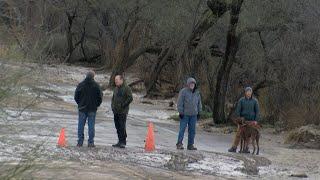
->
xmin=0 ymin=61 xmax=319 ymax=179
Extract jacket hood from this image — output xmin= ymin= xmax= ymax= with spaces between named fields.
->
xmin=187 ymin=78 xmax=196 ymax=85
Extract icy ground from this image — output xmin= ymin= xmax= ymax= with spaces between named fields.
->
xmin=0 ymin=60 xmax=319 ymax=179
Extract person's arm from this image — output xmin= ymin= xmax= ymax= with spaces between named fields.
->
xmin=177 ymin=89 xmax=185 ymax=115
xmin=197 ymin=93 xmax=202 ymax=119
xmin=74 ymin=85 xmax=81 ymax=104
xmin=122 ymin=86 xmax=133 ymax=108
xmin=111 ymin=92 xmax=115 ymax=111
xmin=96 ymin=84 xmax=103 ymax=107
xmin=235 ymin=98 xmax=242 ymax=117
xmin=198 ymin=93 xmax=202 ymax=112
xmin=254 ymin=99 xmax=260 ymax=121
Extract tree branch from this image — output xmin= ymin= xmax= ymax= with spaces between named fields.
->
xmin=238 ymin=23 xmax=288 ymax=38
xmin=188 ymin=0 xmax=229 ymax=49
xmin=125 ymin=46 xmax=162 ymax=68
xmin=207 ymin=0 xmax=229 ymax=16
xmin=209 ymin=44 xmax=225 ymax=57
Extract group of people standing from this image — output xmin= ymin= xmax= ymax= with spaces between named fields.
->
xmin=74 ymin=71 xmax=132 ymax=148
xmin=74 ymin=71 xmax=259 ymax=153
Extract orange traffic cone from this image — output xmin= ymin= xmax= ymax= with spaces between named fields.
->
xmin=57 ymin=128 xmax=67 ymax=147
xmin=145 ymin=122 xmax=155 ymax=152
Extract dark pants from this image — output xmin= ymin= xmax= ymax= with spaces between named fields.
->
xmin=78 ymin=111 xmax=96 ymax=145
xmin=114 ymin=113 xmax=127 ymax=144
xmin=177 ymin=115 xmax=197 ymax=146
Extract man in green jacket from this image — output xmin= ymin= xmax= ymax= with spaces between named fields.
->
xmin=111 ymin=74 xmax=133 ymax=148
xmin=228 ymin=87 xmax=260 ymax=153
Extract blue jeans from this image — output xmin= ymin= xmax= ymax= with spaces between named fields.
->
xmin=77 ymin=111 xmax=96 ymax=145
xmin=177 ymin=115 xmax=197 ymax=146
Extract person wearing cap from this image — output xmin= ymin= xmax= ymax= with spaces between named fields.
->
xmin=176 ymin=77 xmax=202 ymax=150
xmin=228 ymin=87 xmax=260 ymax=153
xmin=74 ymin=70 xmax=103 ymax=148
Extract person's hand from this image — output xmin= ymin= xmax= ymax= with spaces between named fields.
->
xmin=251 ymin=121 xmax=258 ymax=126
xmin=179 ymin=114 xmax=184 ymax=119
xmin=197 ymin=114 xmax=200 ymax=119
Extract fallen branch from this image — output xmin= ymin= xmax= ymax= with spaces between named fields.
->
xmin=128 ymin=79 xmax=144 ymax=87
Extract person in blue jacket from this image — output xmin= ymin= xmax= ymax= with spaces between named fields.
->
xmin=228 ymin=87 xmax=260 ymax=153
xmin=176 ymin=78 xmax=202 ymax=150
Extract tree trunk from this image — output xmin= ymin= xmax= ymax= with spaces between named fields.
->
xmin=107 ymin=43 xmax=161 ymax=87
xmin=107 ymin=15 xmax=138 ymax=87
xmin=213 ymin=0 xmax=244 ymax=124
xmin=179 ymin=0 xmax=228 ymax=86
xmin=65 ymin=11 xmax=76 ymax=63
xmin=108 ymin=37 xmax=129 ymax=87
xmin=145 ymin=47 xmax=173 ymax=97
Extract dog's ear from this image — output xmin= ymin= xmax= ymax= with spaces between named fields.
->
xmin=240 ymin=118 xmax=245 ymax=124
xmin=237 ymin=119 xmax=241 ymax=124
xmin=232 ymin=117 xmax=239 ymax=124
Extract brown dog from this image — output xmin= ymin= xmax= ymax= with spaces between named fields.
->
xmin=234 ymin=117 xmax=260 ymax=155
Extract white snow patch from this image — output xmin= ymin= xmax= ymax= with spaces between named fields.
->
xmin=3 ymin=109 xmax=32 ymax=121
xmin=129 ymin=109 xmax=172 ymax=121
xmin=59 ymin=95 xmax=75 ymax=104
xmin=258 ymin=165 xmax=292 ymax=176
xmin=37 ymin=83 xmax=76 ymax=103
xmin=187 ymin=156 xmax=246 ymax=177
xmin=130 ymin=152 xmax=171 ymax=167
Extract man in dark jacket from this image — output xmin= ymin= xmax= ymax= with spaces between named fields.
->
xmin=176 ymin=77 xmax=202 ymax=150
xmin=111 ymin=74 xmax=133 ymax=148
xmin=74 ymin=70 xmax=103 ymax=147
xmin=228 ymin=87 xmax=260 ymax=153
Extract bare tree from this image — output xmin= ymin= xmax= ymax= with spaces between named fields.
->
xmin=178 ymin=0 xmax=228 ymax=83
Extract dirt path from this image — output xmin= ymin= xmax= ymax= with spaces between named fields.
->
xmin=0 ymin=60 xmax=319 ymax=179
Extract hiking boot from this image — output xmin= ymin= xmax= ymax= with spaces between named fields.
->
xmin=228 ymin=147 xmax=237 ymax=153
xmin=112 ymin=142 xmax=120 ymax=148
xmin=88 ymin=143 xmax=95 ymax=148
xmin=187 ymin=145 xmax=197 ymax=150
xmin=118 ymin=143 xmax=126 ymax=149
xmin=112 ymin=142 xmax=126 ymax=148
xmin=176 ymin=143 xmax=184 ymax=150
xmin=76 ymin=143 xmax=83 ymax=147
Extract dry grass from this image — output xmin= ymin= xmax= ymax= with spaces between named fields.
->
xmin=278 ymin=105 xmax=320 ymax=130
xmin=285 ymin=125 xmax=320 ymax=149
xmin=198 ymin=119 xmax=235 ymax=134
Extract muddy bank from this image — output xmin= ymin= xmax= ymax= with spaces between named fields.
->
xmin=0 ymin=144 xmax=271 ymax=179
